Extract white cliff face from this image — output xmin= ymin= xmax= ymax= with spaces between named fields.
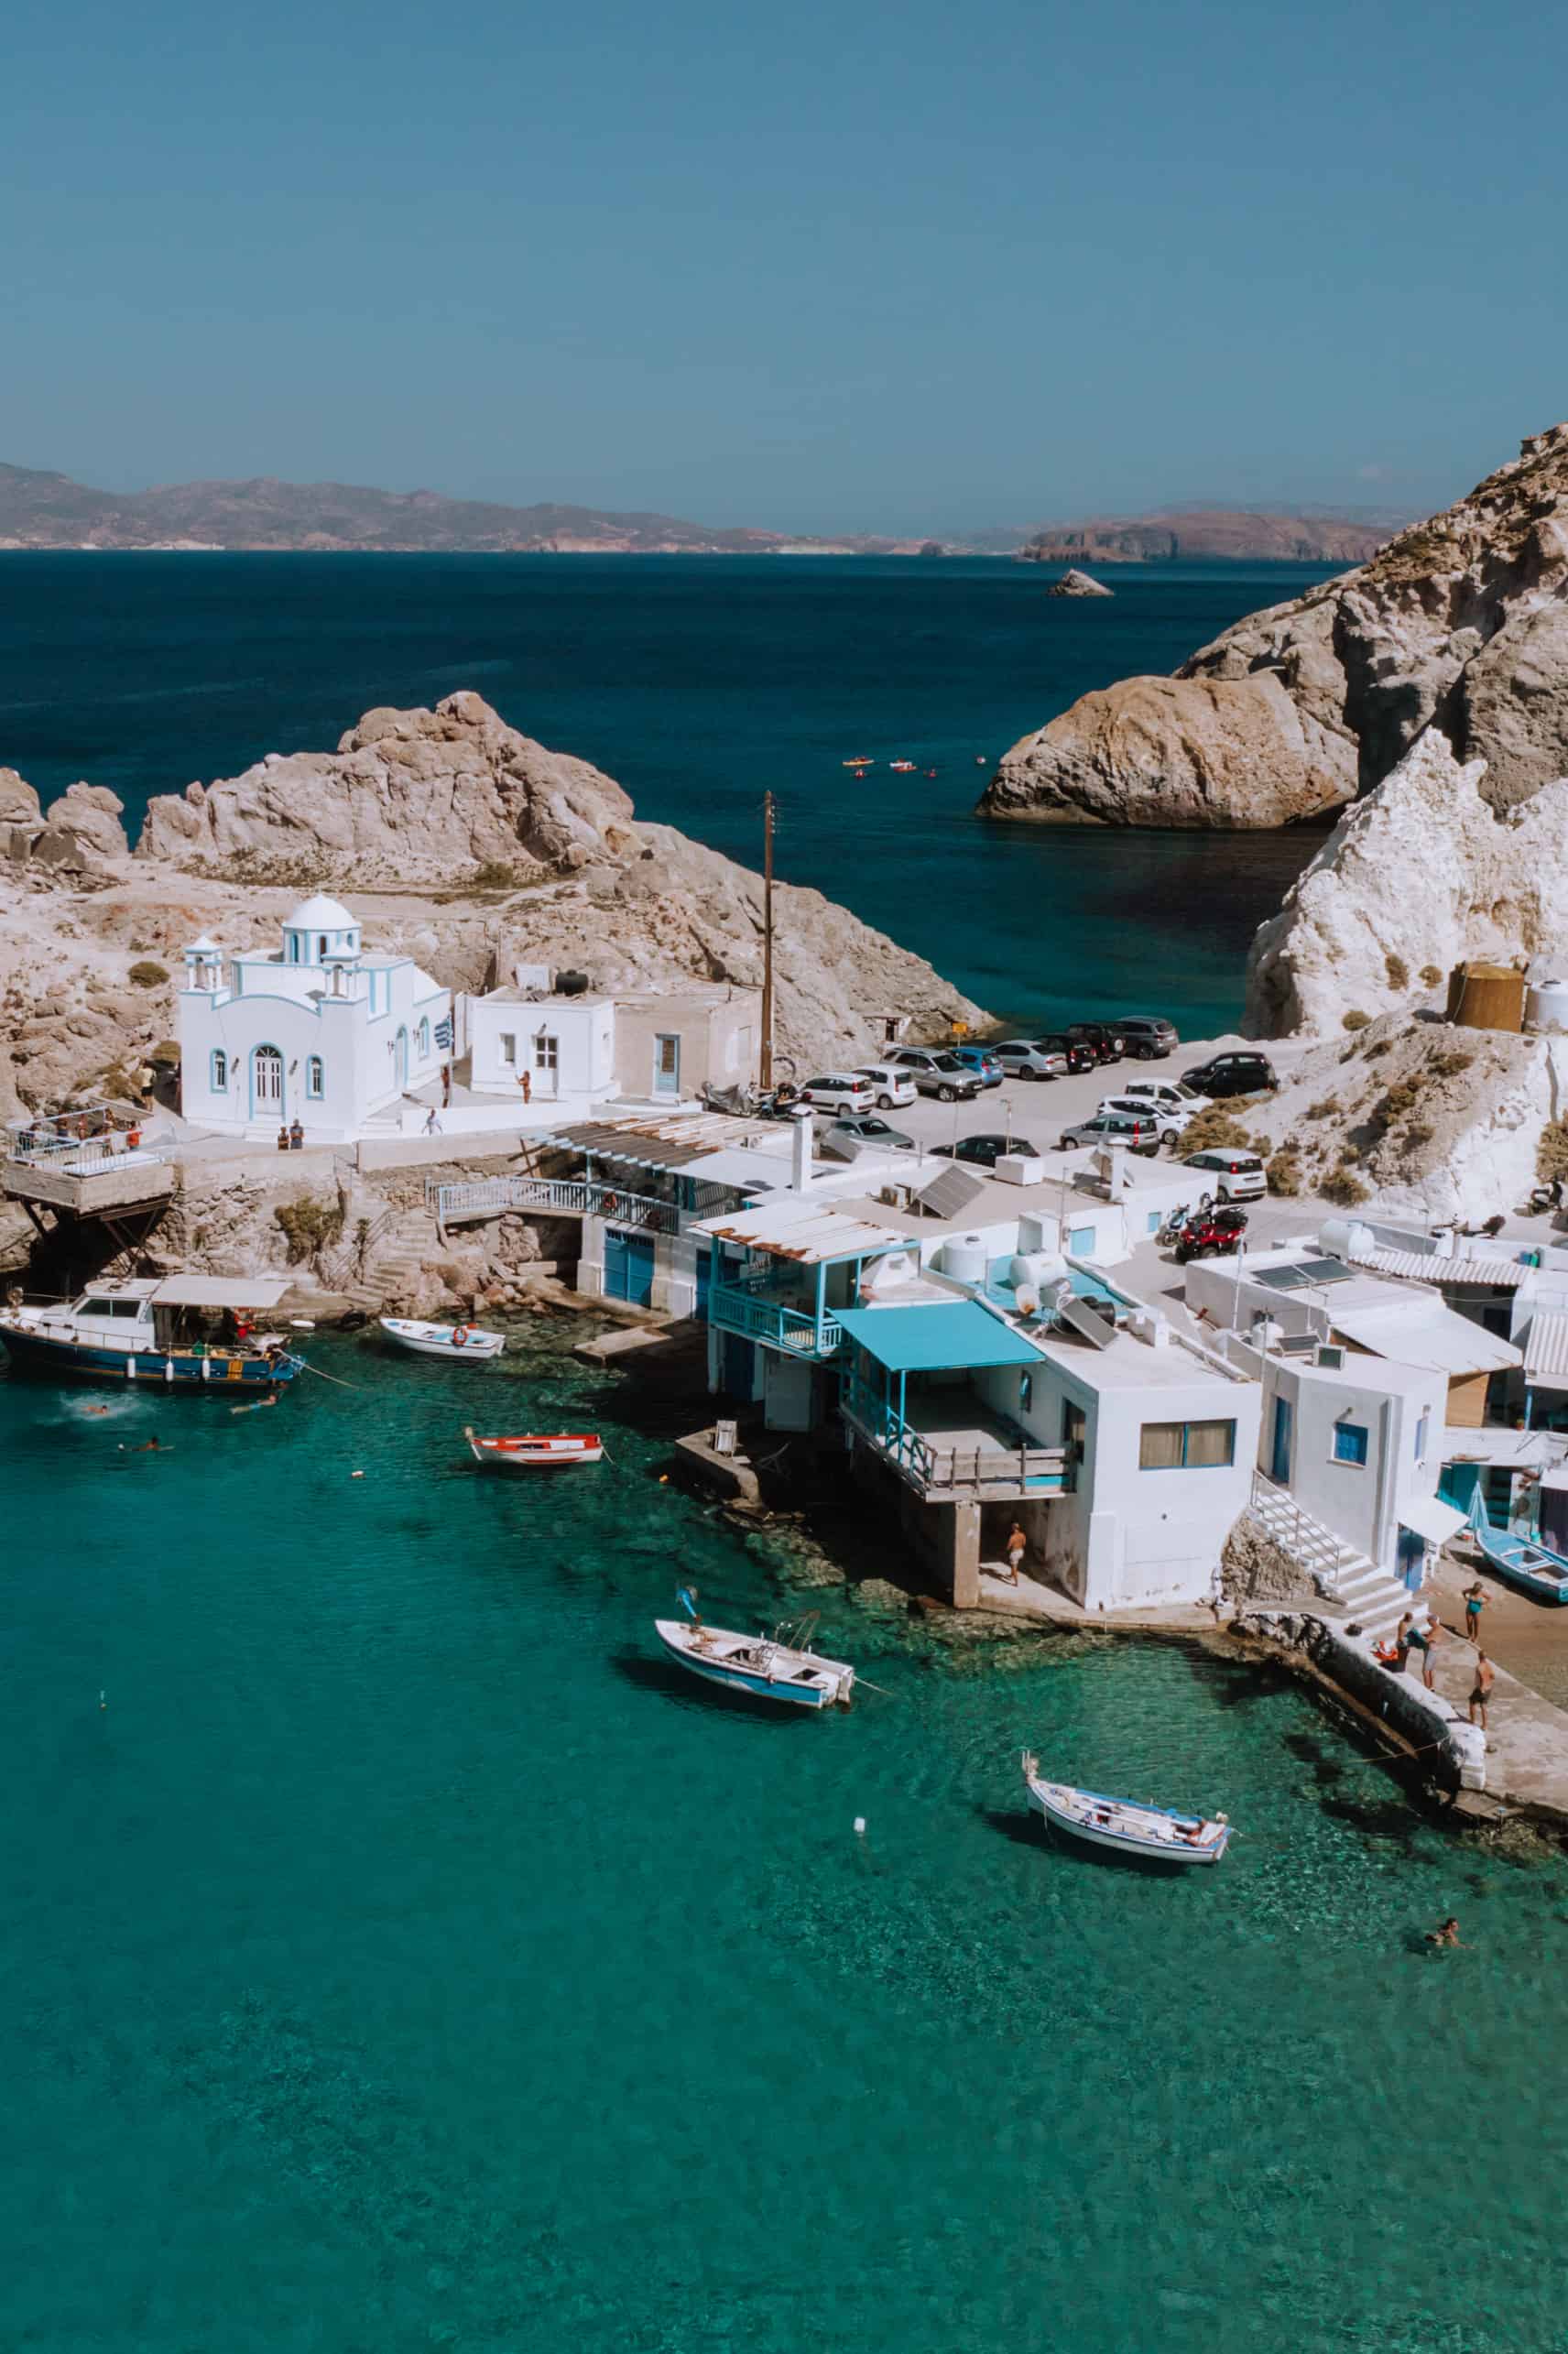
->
xmin=1245 ymin=728 xmax=1568 ymax=1037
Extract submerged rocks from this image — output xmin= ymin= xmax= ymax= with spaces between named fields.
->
xmin=983 ymin=420 xmax=1568 ymax=829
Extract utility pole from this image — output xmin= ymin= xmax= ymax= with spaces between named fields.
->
xmin=759 ymin=791 xmax=775 ymax=1090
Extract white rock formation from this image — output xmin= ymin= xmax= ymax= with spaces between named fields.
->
xmin=1246 ymin=728 xmax=1568 ymax=1036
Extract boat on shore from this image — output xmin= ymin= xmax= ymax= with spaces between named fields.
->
xmin=655 ymin=1592 xmax=855 ymax=1709
xmin=379 ymin=1317 xmax=504 ymax=1361
xmin=1022 ymin=1753 xmax=1229 ymax=1866
xmin=1465 ymin=1491 xmax=1568 ymax=1604
xmin=0 ymin=1275 xmax=302 ymax=1391
xmin=465 ymin=1426 xmax=603 ymax=1470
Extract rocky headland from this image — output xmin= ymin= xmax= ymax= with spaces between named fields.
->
xmin=1 ymin=692 xmax=982 ymax=1126
xmin=983 ymin=423 xmax=1568 ymax=830
xmin=1018 ymin=507 xmax=1396 ymax=566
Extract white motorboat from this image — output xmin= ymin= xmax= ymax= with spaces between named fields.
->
xmin=465 ymin=1426 xmax=603 ymax=1470
xmin=655 ymin=1593 xmax=855 ymax=1709
xmin=1022 ymin=1753 xmax=1229 ymax=1866
xmin=378 ymin=1317 xmax=505 ymax=1361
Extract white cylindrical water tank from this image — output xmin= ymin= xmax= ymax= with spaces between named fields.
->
xmin=1527 ymin=979 xmax=1568 ymax=1034
xmin=1317 ymin=1216 xmax=1373 ymax=1264
xmin=1011 ymin=1249 xmax=1066 ymax=1295
xmin=942 ymin=1232 xmax=989 ymax=1285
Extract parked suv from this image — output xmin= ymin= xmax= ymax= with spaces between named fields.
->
xmin=1118 ymin=1016 xmax=1179 ymax=1060
xmin=1181 ymin=1052 xmax=1279 ymax=1099
xmin=1183 ymin=1148 xmax=1267 ymax=1202
xmin=888 ymin=1048 xmax=984 ymax=1102
xmin=1064 ymin=1021 xmax=1126 ymax=1065
xmin=855 ymin=1062 xmax=919 ymax=1110
xmin=1099 ymin=1094 xmax=1194 ymax=1146
xmin=992 ymin=1038 xmax=1068 ymax=1081
xmin=949 ymin=1045 xmax=1005 ymax=1089
xmin=1057 ymin=1110 xmax=1160 ymax=1157
xmin=799 ymin=1073 xmax=876 ymax=1115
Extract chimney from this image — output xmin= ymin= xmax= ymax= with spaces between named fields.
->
xmin=789 ymin=1106 xmax=814 ymax=1193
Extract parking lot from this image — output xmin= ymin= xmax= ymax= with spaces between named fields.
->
xmin=831 ymin=1030 xmax=1315 ymax=1170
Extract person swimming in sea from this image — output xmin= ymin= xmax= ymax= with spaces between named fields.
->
xmin=118 ymin=1434 xmax=167 ymax=1453
xmin=1426 ymin=1917 xmax=1465 ymax=1948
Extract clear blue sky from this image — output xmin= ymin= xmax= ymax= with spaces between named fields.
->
xmin=4 ymin=0 xmax=1564 ymax=532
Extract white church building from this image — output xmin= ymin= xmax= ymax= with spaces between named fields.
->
xmin=178 ymin=896 xmax=451 ymax=1140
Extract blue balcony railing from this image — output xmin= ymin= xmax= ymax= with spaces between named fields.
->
xmin=707 ymin=1279 xmax=844 ymax=1357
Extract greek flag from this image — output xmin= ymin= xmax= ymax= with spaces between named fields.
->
xmin=434 ymin=1017 xmax=453 ymax=1050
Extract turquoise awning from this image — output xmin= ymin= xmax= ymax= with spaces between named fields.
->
xmin=833 ymin=1301 xmax=1041 ymax=1373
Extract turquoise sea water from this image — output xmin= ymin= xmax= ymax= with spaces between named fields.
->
xmin=0 ymin=552 xmax=1322 ymax=1035
xmin=5 ymin=1325 xmax=1568 ymax=2352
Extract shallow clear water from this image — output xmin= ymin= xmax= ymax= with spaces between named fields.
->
xmin=4 ymin=1332 xmax=1566 ymax=2351
xmin=0 ymin=552 xmax=1320 ymax=1034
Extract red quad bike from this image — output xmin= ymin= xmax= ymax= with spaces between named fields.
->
xmin=1172 ymin=1204 xmax=1249 ymax=1264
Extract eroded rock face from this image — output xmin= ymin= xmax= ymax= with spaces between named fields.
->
xmin=1044 ymin=569 xmax=1112 ymax=598
xmin=983 ymin=420 xmax=1568 ymax=828
xmin=1 ymin=772 xmax=129 ymax=872
xmin=982 ymin=670 xmax=1353 ymax=827
xmin=1245 ymin=727 xmax=1568 ymax=1037
xmin=137 ymin=691 xmax=639 ymax=881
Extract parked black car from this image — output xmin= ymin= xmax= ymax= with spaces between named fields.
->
xmin=1064 ymin=1021 xmax=1126 ymax=1065
xmin=1181 ymin=1052 xmax=1279 ymax=1099
xmin=931 ymin=1133 xmax=1041 ymax=1170
xmin=1036 ymin=1031 xmax=1097 ymax=1075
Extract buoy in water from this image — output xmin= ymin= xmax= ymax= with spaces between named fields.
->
xmin=854 ymin=1816 xmax=866 ymax=1836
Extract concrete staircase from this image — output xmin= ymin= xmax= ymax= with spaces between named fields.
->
xmin=1247 ymin=1473 xmax=1429 ymax=1643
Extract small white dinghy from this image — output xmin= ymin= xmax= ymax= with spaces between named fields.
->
xmin=1022 ymin=1752 xmax=1229 ymax=1867
xmin=465 ymin=1425 xmax=603 ymax=1470
xmin=378 ymin=1317 xmax=505 ymax=1361
xmin=655 ymin=1589 xmax=855 ymax=1709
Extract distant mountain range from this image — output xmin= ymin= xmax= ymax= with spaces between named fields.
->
xmin=0 ymin=461 xmax=1409 ymax=561
xmin=1018 ymin=507 xmax=1399 ymax=565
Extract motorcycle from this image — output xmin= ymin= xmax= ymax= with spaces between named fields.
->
xmin=1172 ymin=1205 xmax=1249 ymax=1265
xmin=1521 ymin=1182 xmax=1563 ymax=1219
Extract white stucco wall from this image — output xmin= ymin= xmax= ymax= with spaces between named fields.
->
xmin=178 ymin=951 xmax=447 ymax=1140
xmin=1258 ymin=1353 xmax=1442 ymax=1571
xmin=466 ymin=996 xmax=616 ymax=1102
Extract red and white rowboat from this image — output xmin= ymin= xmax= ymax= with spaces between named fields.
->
xmin=464 ymin=1425 xmax=604 ymax=1471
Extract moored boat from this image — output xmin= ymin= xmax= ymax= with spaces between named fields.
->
xmin=655 ymin=1591 xmax=855 ymax=1708
xmin=465 ymin=1425 xmax=603 ymax=1469
xmin=1465 ymin=1491 xmax=1568 ymax=1604
xmin=378 ymin=1317 xmax=505 ymax=1361
xmin=1022 ymin=1753 xmax=1229 ymax=1866
xmin=0 ymin=1275 xmax=302 ymax=1391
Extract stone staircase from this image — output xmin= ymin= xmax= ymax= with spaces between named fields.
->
xmin=1247 ymin=1472 xmax=1429 ymax=1643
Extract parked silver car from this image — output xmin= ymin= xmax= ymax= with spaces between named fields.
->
xmin=992 ymin=1039 xmax=1069 ymax=1080
xmin=1099 ymin=1094 xmax=1195 ymax=1146
xmin=826 ymin=1114 xmax=916 ymax=1152
xmin=1057 ymin=1110 xmax=1161 ymax=1156
xmin=888 ymin=1048 xmax=984 ymax=1102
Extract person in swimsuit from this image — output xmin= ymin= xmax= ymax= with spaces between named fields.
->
xmin=1399 ymin=1613 xmax=1428 ymax=1677
xmin=1464 ymin=1581 xmax=1486 ymax=1642
xmin=1426 ymin=1917 xmax=1464 ymax=1947
xmin=1469 ymin=1650 xmax=1495 ymax=1730
xmin=1004 ymin=1521 xmax=1027 ymax=1586
xmin=1419 ymin=1618 xmax=1444 ymax=1690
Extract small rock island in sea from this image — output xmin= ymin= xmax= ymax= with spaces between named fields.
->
xmin=1044 ymin=568 xmax=1112 ymax=597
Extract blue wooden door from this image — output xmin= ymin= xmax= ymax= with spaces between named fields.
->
xmin=1270 ymin=1394 xmax=1292 ymax=1485
xmin=604 ymin=1226 xmax=655 ymax=1305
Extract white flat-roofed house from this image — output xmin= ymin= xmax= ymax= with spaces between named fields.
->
xmin=177 ymin=896 xmax=450 ymax=1140
xmin=465 ymin=985 xmax=616 ymax=1114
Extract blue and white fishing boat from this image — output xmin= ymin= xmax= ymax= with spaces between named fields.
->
xmin=654 ymin=1589 xmax=855 ymax=1709
xmin=1022 ymin=1752 xmax=1229 ymax=1866
xmin=1465 ymin=1490 xmax=1568 ymax=1605
xmin=0 ymin=1275 xmax=302 ymax=1391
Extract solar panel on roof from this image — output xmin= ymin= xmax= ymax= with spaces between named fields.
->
xmin=913 ymin=1166 xmax=988 ymax=1220
xmin=1254 ymin=1267 xmax=1309 ymax=1291
xmin=1296 ymin=1258 xmax=1356 ymax=1283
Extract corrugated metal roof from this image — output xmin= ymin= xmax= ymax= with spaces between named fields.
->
xmin=1525 ymin=1310 xmax=1568 ymax=1385
xmin=549 ymin=1113 xmax=789 ymax=1171
xmin=1329 ymin=1300 xmax=1522 ymax=1377
xmin=690 ymin=1196 xmax=909 ymax=1263
xmin=1349 ymin=1245 xmax=1529 ymax=1289
xmin=834 ymin=1300 xmax=1044 ymax=1372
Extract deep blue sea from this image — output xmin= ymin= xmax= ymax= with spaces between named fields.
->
xmin=9 ymin=558 xmax=1565 ymax=2353
xmin=0 ymin=552 xmax=1323 ymax=1034
xmin=4 ymin=1326 xmax=1567 ymax=2354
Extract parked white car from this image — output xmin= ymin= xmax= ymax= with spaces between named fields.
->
xmin=798 ymin=1073 xmax=877 ymax=1115
xmin=1117 ymin=1079 xmax=1210 ymax=1115
xmin=855 ymin=1063 xmax=919 ymax=1110
xmin=1099 ymin=1094 xmax=1197 ymax=1145
xmin=1182 ymin=1148 xmax=1267 ymax=1202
